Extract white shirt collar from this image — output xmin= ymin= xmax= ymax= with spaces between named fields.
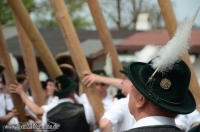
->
xmin=132 ymin=116 xmax=176 ymax=128
xmin=58 ymin=98 xmax=74 ymax=104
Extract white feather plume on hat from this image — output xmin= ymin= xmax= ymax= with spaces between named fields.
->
xmin=134 ymin=45 xmax=158 ymax=63
xmin=104 ymin=53 xmax=113 ymax=77
xmin=9 ymin=53 xmax=19 ymax=74
xmin=39 ymin=71 xmax=48 ymax=82
xmin=150 ymin=8 xmax=199 ymax=76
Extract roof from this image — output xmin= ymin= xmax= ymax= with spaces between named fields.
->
xmin=4 ymin=28 xmax=136 ymax=57
xmin=64 ymin=39 xmax=124 ymax=58
xmin=118 ymin=29 xmax=200 ymax=53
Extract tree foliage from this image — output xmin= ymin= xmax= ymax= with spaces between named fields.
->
xmin=99 ymin=0 xmax=164 ymax=30
xmin=34 ymin=0 xmax=93 ymax=29
xmin=0 ymin=0 xmax=36 ymax=25
xmin=0 ymin=0 xmax=93 ymax=29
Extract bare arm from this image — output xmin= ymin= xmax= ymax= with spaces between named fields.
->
xmin=0 ymin=109 xmax=18 ymax=124
xmin=9 ymin=83 xmax=44 ymax=115
xmin=82 ymin=72 xmax=123 ymax=90
xmin=100 ymin=118 xmax=113 ymax=132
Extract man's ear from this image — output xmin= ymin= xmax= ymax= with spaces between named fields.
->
xmin=137 ymin=95 xmax=146 ymax=108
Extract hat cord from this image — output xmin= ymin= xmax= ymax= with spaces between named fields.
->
xmin=139 ymin=70 xmax=187 ymax=105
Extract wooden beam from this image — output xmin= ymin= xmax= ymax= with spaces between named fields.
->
xmin=0 ymin=24 xmax=28 ymax=132
xmin=86 ymin=0 xmax=124 ymax=78
xmin=158 ymin=0 xmax=200 ymax=105
xmin=49 ymin=0 xmax=104 ymax=123
xmin=13 ymin=14 xmax=45 ymax=106
xmin=7 ymin=0 xmax=62 ymax=79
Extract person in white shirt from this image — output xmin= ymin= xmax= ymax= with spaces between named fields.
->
xmin=0 ymin=74 xmax=19 ymax=126
xmin=81 ymin=70 xmax=117 ymax=108
xmin=82 ymin=70 xmax=136 ymax=132
xmin=45 ymin=79 xmax=59 ymax=105
xmin=43 ymin=75 xmax=96 ymax=132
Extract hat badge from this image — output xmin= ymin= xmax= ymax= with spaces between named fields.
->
xmin=55 ymin=82 xmax=62 ymax=91
xmin=160 ymin=78 xmax=171 ymax=90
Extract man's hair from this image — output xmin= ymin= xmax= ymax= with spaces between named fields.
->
xmin=46 ymin=78 xmax=54 ymax=83
xmin=1 ymin=75 xmax=6 ymax=84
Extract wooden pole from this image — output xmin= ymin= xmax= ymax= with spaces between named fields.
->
xmin=158 ymin=0 xmax=200 ymax=105
xmin=13 ymin=15 xmax=45 ymax=106
xmin=7 ymin=0 xmax=62 ymax=79
xmin=86 ymin=0 xmax=124 ymax=79
xmin=0 ymin=24 xmax=28 ymax=132
xmin=49 ymin=0 xmax=104 ymax=123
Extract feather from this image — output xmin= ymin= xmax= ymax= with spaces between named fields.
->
xmin=9 ymin=53 xmax=19 ymax=74
xmin=39 ymin=71 xmax=48 ymax=81
xmin=151 ymin=8 xmax=199 ymax=74
xmin=135 ymin=45 xmax=158 ymax=63
xmin=104 ymin=53 xmax=114 ymax=77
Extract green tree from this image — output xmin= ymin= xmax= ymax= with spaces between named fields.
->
xmin=34 ymin=0 xmax=93 ymax=29
xmin=0 ymin=0 xmax=37 ymax=25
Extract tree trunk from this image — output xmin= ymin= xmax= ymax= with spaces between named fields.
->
xmin=158 ymin=0 xmax=200 ymax=105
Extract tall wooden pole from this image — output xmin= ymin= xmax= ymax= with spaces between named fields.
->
xmin=86 ymin=0 xmax=124 ymax=79
xmin=13 ymin=15 xmax=45 ymax=106
xmin=0 ymin=25 xmax=28 ymax=132
xmin=7 ymin=0 xmax=62 ymax=79
xmin=158 ymin=0 xmax=200 ymax=105
xmin=49 ymin=0 xmax=104 ymax=123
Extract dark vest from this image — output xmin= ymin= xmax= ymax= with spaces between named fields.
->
xmin=47 ymin=102 xmax=90 ymax=132
xmin=188 ymin=124 xmax=200 ymax=132
xmin=124 ymin=125 xmax=182 ymax=132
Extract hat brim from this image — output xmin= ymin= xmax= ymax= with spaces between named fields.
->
xmin=55 ymin=53 xmax=71 ymax=65
xmin=54 ymin=81 xmax=77 ymax=98
xmin=59 ymin=64 xmax=75 ymax=78
xmin=127 ymin=62 xmax=196 ymax=114
xmin=120 ymin=70 xmax=127 ymax=76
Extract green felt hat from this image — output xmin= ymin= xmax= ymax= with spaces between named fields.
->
xmin=120 ymin=69 xmax=127 ymax=76
xmin=54 ymin=75 xmax=78 ymax=98
xmin=127 ymin=60 xmax=196 ymax=114
xmin=93 ymin=70 xmax=107 ymax=76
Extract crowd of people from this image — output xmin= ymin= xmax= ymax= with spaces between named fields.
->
xmin=0 ymin=10 xmax=200 ymax=132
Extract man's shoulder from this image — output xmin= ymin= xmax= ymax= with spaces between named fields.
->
xmin=124 ymin=125 xmax=182 ymax=132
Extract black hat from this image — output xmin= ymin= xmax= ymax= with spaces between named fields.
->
xmin=127 ymin=60 xmax=196 ymax=114
xmin=41 ymin=81 xmax=47 ymax=89
xmin=54 ymin=75 xmax=78 ymax=98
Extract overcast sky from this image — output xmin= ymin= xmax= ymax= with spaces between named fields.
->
xmin=159 ymin=0 xmax=200 ymax=26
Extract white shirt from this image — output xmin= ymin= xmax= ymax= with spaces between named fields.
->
xmin=0 ymin=93 xmax=14 ymax=116
xmin=0 ymin=93 xmax=19 ymax=125
xmin=74 ymin=93 xmax=82 ymax=103
xmin=186 ymin=109 xmax=200 ymax=131
xmin=175 ymin=109 xmax=200 ymax=131
xmin=132 ymin=116 xmax=176 ymax=129
xmin=80 ymin=93 xmax=117 ymax=109
xmin=101 ymin=94 xmax=136 ymax=132
xmin=46 ymin=96 xmax=59 ymax=105
xmin=42 ymin=98 xmax=97 ymax=130
xmin=175 ymin=114 xmax=187 ymax=130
